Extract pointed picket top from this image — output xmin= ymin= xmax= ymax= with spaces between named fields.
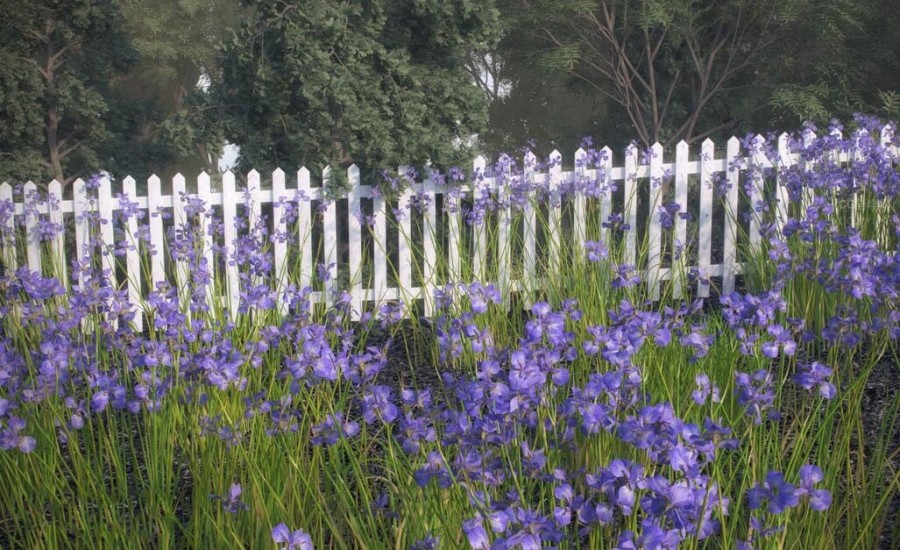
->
xmin=321 ymin=164 xmax=332 ymax=187
xmin=122 ymin=176 xmax=136 ymax=194
xmin=196 ymin=171 xmax=211 ymax=197
xmin=651 ymin=142 xmax=664 ymax=155
xmin=347 ymin=164 xmax=360 ymax=184
xmin=524 ymin=150 xmax=537 ymax=173
xmin=574 ymin=147 xmax=587 ymax=171
xmin=48 ymin=179 xmax=62 ymax=194
xmin=272 ymin=167 xmax=286 ymax=186
xmin=881 ymin=123 xmax=894 ymax=148
xmin=297 ymin=166 xmax=311 ymax=187
xmin=247 ymin=169 xmax=260 ymax=186
xmin=23 ymin=182 xmax=40 ymax=275
xmin=0 ymin=182 xmax=11 ymax=198
xmin=23 ymin=180 xmax=37 ymax=197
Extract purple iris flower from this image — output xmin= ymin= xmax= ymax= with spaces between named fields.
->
xmin=271 ymin=524 xmax=314 ymax=550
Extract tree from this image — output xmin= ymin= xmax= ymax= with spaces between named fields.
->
xmin=0 ymin=0 xmax=139 ymax=185
xmin=214 ymin=0 xmax=500 ymax=181
xmin=115 ymin=0 xmax=246 ymax=177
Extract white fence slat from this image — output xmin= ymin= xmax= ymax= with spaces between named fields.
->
xmin=23 ymin=182 xmax=41 ymax=274
xmin=496 ymin=165 xmax=512 ymax=301
xmin=573 ymin=148 xmax=587 ymax=254
xmin=321 ymin=167 xmax=338 ymax=309
xmin=47 ymin=181 xmax=66 ymax=284
xmin=522 ymin=151 xmax=537 ymax=299
xmin=471 ymin=156 xmax=488 ymax=280
xmin=647 ymin=143 xmax=664 ymax=300
xmin=372 ymin=184 xmax=388 ymax=304
xmin=73 ymin=178 xmax=91 ymax=289
xmin=547 ymin=150 xmax=563 ymax=273
xmin=347 ymin=165 xmax=363 ymax=318
xmin=624 ymin=144 xmax=638 ymax=265
xmin=775 ymin=133 xmax=791 ymax=232
xmin=723 ymin=137 xmax=741 ymax=295
xmin=599 ymin=147 xmax=613 ymax=245
xmin=271 ymin=168 xmax=288 ymax=315
xmin=297 ymin=168 xmax=314 ymax=298
xmin=801 ymin=131 xmax=816 ymax=211
xmin=673 ymin=141 xmax=689 ymax=299
xmin=171 ymin=173 xmax=188 ymax=302
xmin=0 ymin=183 xmax=16 ymax=273
xmin=698 ymin=140 xmax=714 ymax=298
xmin=397 ymin=181 xmax=413 ymax=302
xmin=147 ymin=175 xmax=166 ymax=292
xmin=98 ymin=176 xmax=116 ymax=293
xmin=222 ymin=171 xmax=240 ymax=318
xmin=195 ymin=173 xmax=215 ymax=314
xmin=447 ymin=186 xmax=462 ymax=286
xmin=422 ymin=174 xmax=439 ymax=316
xmin=246 ymin=170 xmax=263 ymax=300
xmin=122 ymin=176 xmax=143 ymax=332
xmin=748 ymin=135 xmax=766 ymax=247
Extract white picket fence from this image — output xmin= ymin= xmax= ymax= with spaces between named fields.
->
xmin=0 ymin=129 xmax=895 ymax=329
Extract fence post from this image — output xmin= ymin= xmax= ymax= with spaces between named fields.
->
xmin=698 ymin=140 xmax=714 ymax=298
xmin=673 ymin=141 xmax=689 ymax=299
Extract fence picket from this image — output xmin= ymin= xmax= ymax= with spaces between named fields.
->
xmin=347 ymin=165 xmax=362 ymax=318
xmin=147 ymin=175 xmax=166 ymax=293
xmin=748 ymin=135 xmax=767 ymax=247
xmin=196 ymin=172 xmax=215 ymax=314
xmin=624 ymin=144 xmax=638 ymax=265
xmin=321 ymin=167 xmax=338 ymax=309
xmin=523 ymin=151 xmax=537 ymax=301
xmin=73 ymin=178 xmax=91 ymax=289
xmin=271 ymin=168 xmax=288 ymax=316
xmin=673 ymin=141 xmax=689 ymax=299
xmin=547 ymin=150 xmax=563 ymax=273
xmin=723 ymin=137 xmax=741 ymax=294
xmin=297 ymin=168 xmax=314 ymax=301
xmin=776 ymin=134 xmax=791 ymax=232
xmin=0 ymin=182 xmax=16 ymax=273
xmin=599 ymin=147 xmax=613 ymax=246
xmin=573 ymin=148 xmax=587 ymax=254
xmin=698 ymin=140 xmax=714 ymax=298
xmin=23 ymin=182 xmax=41 ymax=274
xmin=647 ymin=143 xmax=664 ymax=300
xmin=471 ymin=156 xmax=488 ymax=280
xmin=47 ymin=181 xmax=66 ymax=285
xmin=221 ymin=171 xmax=240 ymax=318
xmin=373 ymin=182 xmax=388 ymax=305
xmin=397 ymin=174 xmax=414 ymax=303
xmin=422 ymin=172 xmax=439 ymax=316
xmin=172 ymin=174 xmax=188 ymax=302
xmin=122 ymin=176 xmax=143 ymax=332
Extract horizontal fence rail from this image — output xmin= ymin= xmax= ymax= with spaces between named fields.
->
xmin=0 ymin=128 xmax=895 ymax=326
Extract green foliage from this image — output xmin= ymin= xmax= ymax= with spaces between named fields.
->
xmin=0 ymin=0 xmax=141 ymax=185
xmin=214 ymin=0 xmax=500 ymax=182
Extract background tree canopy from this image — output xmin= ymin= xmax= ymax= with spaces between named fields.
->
xmin=214 ymin=0 xmax=500 ymax=181
xmin=0 ymin=0 xmax=897 ymax=185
